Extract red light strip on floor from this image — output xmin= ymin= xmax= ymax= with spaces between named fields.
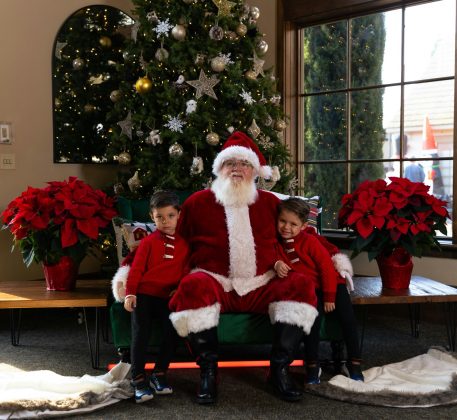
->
xmin=107 ymin=360 xmax=304 ymax=370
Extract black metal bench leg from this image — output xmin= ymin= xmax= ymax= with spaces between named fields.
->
xmin=443 ymin=302 xmax=456 ymax=351
xmin=408 ymin=303 xmax=421 ymax=338
xmin=10 ymin=309 xmax=22 ymax=346
xmin=359 ymin=306 xmax=367 ymax=355
xmin=83 ymin=307 xmax=101 ymax=369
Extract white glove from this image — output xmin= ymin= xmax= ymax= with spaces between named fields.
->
xmin=339 ymin=270 xmax=354 ymax=292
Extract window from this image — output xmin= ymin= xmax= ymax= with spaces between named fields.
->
xmin=285 ymin=0 xmax=455 ymax=241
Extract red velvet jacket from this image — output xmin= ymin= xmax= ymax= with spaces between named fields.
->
xmin=125 ymin=230 xmax=190 ymax=299
xmin=278 ymin=230 xmax=344 ymax=303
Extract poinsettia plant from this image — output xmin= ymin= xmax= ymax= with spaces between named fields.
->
xmin=1 ymin=177 xmax=117 ymax=267
xmin=338 ymin=177 xmax=449 ymax=260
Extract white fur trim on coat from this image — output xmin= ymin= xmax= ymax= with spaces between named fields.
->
xmin=332 ymin=253 xmax=353 ymax=277
xmin=169 ymin=303 xmax=221 ymax=337
xmin=192 ymin=268 xmax=276 ymax=296
xmin=112 ymin=265 xmax=129 ymax=302
xmin=212 ymin=145 xmax=260 ymax=176
xmin=226 ymin=206 xmax=256 ymax=279
xmin=268 ymin=301 xmax=318 ymax=335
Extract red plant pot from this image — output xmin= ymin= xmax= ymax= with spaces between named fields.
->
xmin=42 ymin=256 xmax=79 ymax=291
xmin=376 ymin=248 xmax=413 ymax=289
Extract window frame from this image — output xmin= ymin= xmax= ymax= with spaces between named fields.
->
xmin=278 ymin=0 xmax=457 ymax=255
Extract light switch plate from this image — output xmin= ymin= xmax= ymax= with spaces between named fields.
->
xmin=0 ymin=153 xmax=15 ymax=169
xmin=0 ymin=122 xmax=12 ymax=144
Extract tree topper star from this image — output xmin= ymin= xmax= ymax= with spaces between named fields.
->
xmin=212 ymin=0 xmax=236 ymax=17
xmin=186 ymin=70 xmax=220 ymax=100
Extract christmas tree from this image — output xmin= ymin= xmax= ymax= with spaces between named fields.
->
xmin=107 ymin=0 xmax=292 ymax=197
xmin=53 ymin=6 xmax=133 ymax=163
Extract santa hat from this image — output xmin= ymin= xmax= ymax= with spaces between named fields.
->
xmin=212 ymin=131 xmax=275 ymax=180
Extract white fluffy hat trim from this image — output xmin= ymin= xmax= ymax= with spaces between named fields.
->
xmin=212 ymin=145 xmax=260 ymax=176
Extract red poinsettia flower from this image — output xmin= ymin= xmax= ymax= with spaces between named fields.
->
xmin=338 ymin=177 xmax=449 ymax=260
xmin=1 ymin=177 xmax=118 ymax=267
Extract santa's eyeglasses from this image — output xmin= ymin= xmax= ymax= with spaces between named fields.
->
xmin=223 ymin=159 xmax=253 ymax=169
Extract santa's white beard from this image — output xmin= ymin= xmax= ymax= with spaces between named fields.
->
xmin=211 ymin=174 xmax=258 ymax=207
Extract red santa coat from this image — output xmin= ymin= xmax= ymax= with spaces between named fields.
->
xmin=177 ymin=188 xmax=279 ymax=296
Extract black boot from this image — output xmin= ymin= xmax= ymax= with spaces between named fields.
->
xmin=187 ymin=327 xmax=218 ymax=404
xmin=269 ymin=322 xmax=304 ymax=402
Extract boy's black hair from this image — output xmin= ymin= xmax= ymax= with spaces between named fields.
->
xmin=278 ymin=197 xmax=310 ymax=223
xmin=150 ymin=190 xmax=181 ymax=211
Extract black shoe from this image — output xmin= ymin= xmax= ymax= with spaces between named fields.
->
xmin=195 ymin=367 xmax=217 ymax=404
xmin=268 ymin=364 xmax=303 ymax=402
xmin=150 ymin=373 xmax=173 ymax=395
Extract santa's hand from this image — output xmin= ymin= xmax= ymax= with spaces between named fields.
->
xmin=340 ymin=270 xmax=354 ymax=292
xmin=274 ymin=260 xmax=291 ymax=278
xmin=124 ymin=295 xmax=137 ymax=312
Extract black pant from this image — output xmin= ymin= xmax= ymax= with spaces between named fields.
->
xmin=131 ymin=294 xmax=179 ymax=379
xmin=304 ymin=284 xmax=361 ymax=364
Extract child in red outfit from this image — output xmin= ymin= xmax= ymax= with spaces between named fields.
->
xmin=275 ymin=198 xmax=364 ymax=384
xmin=124 ymin=191 xmax=190 ymax=403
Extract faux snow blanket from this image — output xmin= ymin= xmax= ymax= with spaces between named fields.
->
xmin=0 ymin=362 xmax=132 ymax=419
xmin=306 ymin=347 xmax=457 ymax=408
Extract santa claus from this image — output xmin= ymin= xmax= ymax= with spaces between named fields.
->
xmin=165 ymin=131 xmax=353 ymax=404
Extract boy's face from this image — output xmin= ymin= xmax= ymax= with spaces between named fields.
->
xmin=277 ymin=209 xmax=308 ymax=240
xmin=150 ymin=205 xmax=180 ymax=236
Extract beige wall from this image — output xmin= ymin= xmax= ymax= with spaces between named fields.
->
xmin=0 ymin=0 xmax=277 ymax=282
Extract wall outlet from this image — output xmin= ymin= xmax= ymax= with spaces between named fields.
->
xmin=0 ymin=153 xmax=15 ymax=169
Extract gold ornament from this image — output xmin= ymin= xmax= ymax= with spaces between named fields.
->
xmin=155 ymin=48 xmax=169 ymax=62
xmin=171 ymin=24 xmax=186 ymax=41
xmin=54 ymin=98 xmax=61 ymax=108
xmin=135 ymin=77 xmax=153 ymax=94
xmin=274 ymin=119 xmax=287 ymax=131
xmin=72 ymin=58 xmax=85 ymax=70
xmin=225 ymin=31 xmax=238 ymax=41
xmin=110 ymin=90 xmax=122 ymax=102
xmin=186 ymin=69 xmax=220 ymax=100
xmin=99 ymin=36 xmax=112 ymax=48
xmin=235 ymin=23 xmax=247 ymax=37
xmin=206 ymin=132 xmax=220 ymax=146
xmin=83 ymin=104 xmax=96 ymax=113
xmin=210 ymin=56 xmax=226 ymax=72
xmin=245 ymin=70 xmax=257 ymax=81
xmin=169 ymin=142 xmax=184 ymax=157
xmin=256 ymin=40 xmax=269 ymax=56
xmin=118 ymin=151 xmax=132 ymax=165
xmin=127 ymin=171 xmax=141 ymax=192
xmin=247 ymin=119 xmax=261 ymax=139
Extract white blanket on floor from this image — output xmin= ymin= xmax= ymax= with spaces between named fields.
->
xmin=326 ymin=348 xmax=457 ymax=407
xmin=0 ymin=362 xmax=132 ymax=419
